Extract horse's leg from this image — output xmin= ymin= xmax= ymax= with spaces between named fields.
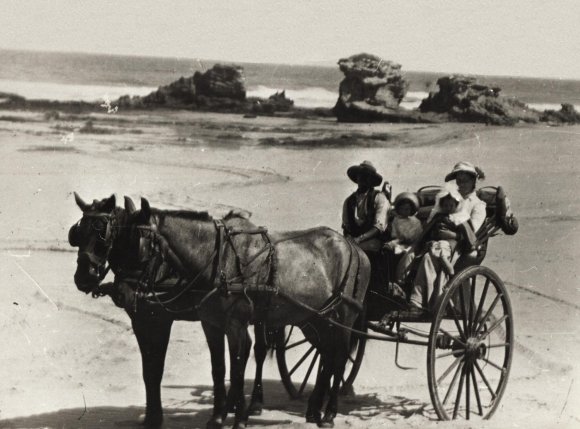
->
xmin=320 ymin=331 xmax=350 ymax=428
xmin=306 ymin=349 xmax=332 ymax=425
xmin=226 ymin=318 xmax=251 ymax=429
xmin=202 ymin=321 xmax=227 ymax=429
xmin=131 ymin=313 xmax=173 ymax=427
xmin=248 ymin=322 xmax=266 ymax=416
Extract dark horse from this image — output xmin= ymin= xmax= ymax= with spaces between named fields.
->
xmin=123 ymin=197 xmax=370 ymax=429
xmin=69 ymin=193 xmax=274 ymax=427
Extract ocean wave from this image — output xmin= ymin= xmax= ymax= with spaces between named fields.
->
xmin=247 ymin=85 xmax=337 ymax=109
xmin=247 ymin=86 xmax=431 ymax=109
xmin=0 ymin=79 xmax=156 ymax=103
xmin=527 ymin=102 xmax=580 ymax=112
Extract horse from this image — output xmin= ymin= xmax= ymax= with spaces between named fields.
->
xmin=126 ymin=197 xmax=371 ymax=428
xmin=69 ymin=193 xmax=273 ymax=427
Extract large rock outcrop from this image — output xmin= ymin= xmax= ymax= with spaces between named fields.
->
xmin=333 ymin=53 xmax=410 ymax=122
xmin=419 ymin=75 xmax=540 ymax=125
xmin=193 ymin=64 xmax=246 ymax=100
xmin=117 ymin=64 xmax=247 ymax=110
xmin=115 ymin=64 xmax=304 ymax=115
xmin=540 ymin=103 xmax=580 ymax=124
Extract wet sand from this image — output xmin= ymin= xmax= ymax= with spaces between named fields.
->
xmin=0 ymin=109 xmax=578 ymax=428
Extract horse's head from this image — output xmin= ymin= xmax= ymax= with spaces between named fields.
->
xmin=69 ymin=192 xmax=139 ymax=293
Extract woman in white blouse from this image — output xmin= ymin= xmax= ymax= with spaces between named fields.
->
xmin=408 ymin=161 xmax=487 ymax=312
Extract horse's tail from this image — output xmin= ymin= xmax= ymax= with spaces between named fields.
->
xmin=344 ymin=238 xmax=370 ymax=306
xmin=344 ymin=240 xmax=370 ymax=356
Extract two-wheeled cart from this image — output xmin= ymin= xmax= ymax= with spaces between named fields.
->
xmin=275 ymin=185 xmax=517 ymax=421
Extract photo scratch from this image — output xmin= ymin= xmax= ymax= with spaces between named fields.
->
xmin=13 ymin=260 xmax=59 ymax=311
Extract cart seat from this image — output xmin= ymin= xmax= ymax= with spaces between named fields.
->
xmin=390 ymin=185 xmax=518 ymax=272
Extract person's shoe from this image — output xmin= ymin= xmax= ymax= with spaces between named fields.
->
xmin=386 ymin=282 xmax=407 ymax=302
xmin=405 ymin=301 xmax=426 ymax=317
xmin=377 ymin=311 xmax=399 ymax=329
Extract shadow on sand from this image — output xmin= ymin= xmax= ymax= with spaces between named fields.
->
xmin=0 ymin=380 xmax=431 ymax=428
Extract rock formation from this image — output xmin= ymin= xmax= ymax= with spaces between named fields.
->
xmin=193 ymin=64 xmax=246 ymax=100
xmin=419 ymin=75 xmax=540 ymax=125
xmin=117 ymin=64 xmax=246 ymax=109
xmin=333 ymin=53 xmax=410 ymax=122
xmin=115 ymin=64 xmax=303 ymax=116
xmin=540 ymin=103 xmax=580 ymax=124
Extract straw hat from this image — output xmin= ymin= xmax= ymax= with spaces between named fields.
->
xmin=445 ymin=161 xmax=480 ymax=182
xmin=347 ymin=160 xmax=383 ymax=187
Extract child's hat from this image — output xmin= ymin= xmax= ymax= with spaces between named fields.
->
xmin=394 ymin=192 xmax=419 ymax=214
xmin=436 ymin=188 xmax=463 ymax=204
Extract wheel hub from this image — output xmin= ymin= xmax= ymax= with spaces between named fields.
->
xmin=465 ymin=337 xmax=486 ymax=361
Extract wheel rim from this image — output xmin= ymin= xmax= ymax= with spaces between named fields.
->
xmin=427 ymin=266 xmax=514 ymax=420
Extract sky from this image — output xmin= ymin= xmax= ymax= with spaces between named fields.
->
xmin=1 ymin=0 xmax=579 ymax=79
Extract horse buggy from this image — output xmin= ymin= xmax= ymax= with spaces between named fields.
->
xmin=69 ymin=182 xmax=518 ymax=428
xmin=275 ymin=184 xmax=518 ymax=421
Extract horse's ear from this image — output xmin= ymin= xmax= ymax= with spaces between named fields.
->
xmin=139 ymin=197 xmax=152 ymax=222
xmin=74 ymin=192 xmax=89 ymax=211
xmin=124 ymin=196 xmax=137 ymax=214
xmin=103 ymin=194 xmax=116 ymax=212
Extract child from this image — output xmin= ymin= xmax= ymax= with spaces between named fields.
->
xmin=424 ymin=189 xmax=469 ymax=276
xmin=384 ymin=192 xmax=423 ymax=285
xmin=385 ymin=192 xmax=422 ymax=255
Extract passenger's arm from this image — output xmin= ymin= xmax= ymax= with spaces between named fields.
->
xmin=373 ymin=192 xmax=389 ymax=233
xmin=470 ymin=199 xmax=487 ymax=232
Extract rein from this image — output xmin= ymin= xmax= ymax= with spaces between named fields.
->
xmin=110 ymin=216 xmax=364 ymax=326
xmin=132 ymin=218 xmax=278 ymax=315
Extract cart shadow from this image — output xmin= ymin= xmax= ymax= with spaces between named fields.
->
xmin=238 ymin=380 xmax=435 ymax=423
xmin=0 ymin=381 xmax=432 ymax=428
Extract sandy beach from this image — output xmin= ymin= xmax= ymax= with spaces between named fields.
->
xmin=0 ymin=109 xmax=579 ymax=429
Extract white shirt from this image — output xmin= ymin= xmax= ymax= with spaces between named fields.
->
xmin=458 ymin=191 xmax=487 ymax=232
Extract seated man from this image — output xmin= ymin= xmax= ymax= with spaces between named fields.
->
xmin=342 ymin=161 xmax=390 ymax=291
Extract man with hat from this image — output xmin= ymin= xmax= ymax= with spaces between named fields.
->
xmin=342 ymin=161 xmax=390 ymax=289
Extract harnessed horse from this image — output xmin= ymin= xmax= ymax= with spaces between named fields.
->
xmin=69 ymin=193 xmax=274 ymax=427
xmin=124 ymin=197 xmax=370 ymax=428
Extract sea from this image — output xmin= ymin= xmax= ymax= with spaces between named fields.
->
xmin=1 ymin=49 xmax=579 ymax=111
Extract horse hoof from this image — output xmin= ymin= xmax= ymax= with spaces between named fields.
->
xmin=206 ymin=416 xmax=224 ymax=429
xmin=141 ymin=412 xmax=163 ymax=427
xmin=319 ymin=412 xmax=336 ymax=428
xmin=233 ymin=422 xmax=247 ymax=429
xmin=306 ymin=413 xmax=321 ymax=425
xmin=339 ymin=383 xmax=355 ymax=397
xmin=247 ymin=401 xmax=263 ymax=416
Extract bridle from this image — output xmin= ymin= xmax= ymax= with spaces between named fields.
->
xmin=69 ymin=210 xmax=118 ymax=285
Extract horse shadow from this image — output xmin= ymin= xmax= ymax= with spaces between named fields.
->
xmin=0 ymin=380 xmax=432 ymax=428
xmin=0 ymin=406 xmax=211 ymax=429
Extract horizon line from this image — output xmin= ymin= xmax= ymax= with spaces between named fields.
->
xmin=1 ymin=46 xmax=579 ymax=83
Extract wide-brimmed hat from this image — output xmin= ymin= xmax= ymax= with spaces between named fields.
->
xmin=347 ymin=160 xmax=383 ymax=187
xmin=445 ymin=161 xmax=479 ymax=182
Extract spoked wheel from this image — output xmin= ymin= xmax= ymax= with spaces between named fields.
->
xmin=427 ymin=266 xmax=514 ymax=420
xmin=276 ymin=308 xmax=367 ymax=399
xmin=276 ymin=325 xmax=320 ymax=399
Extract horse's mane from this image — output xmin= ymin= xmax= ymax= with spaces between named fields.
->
xmin=224 ymin=208 xmax=252 ymax=220
xmin=148 ymin=207 xmax=252 ymax=222
xmin=151 ymin=208 xmax=213 ymax=221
